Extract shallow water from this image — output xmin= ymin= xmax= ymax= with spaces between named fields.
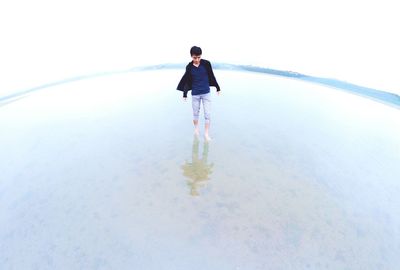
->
xmin=1 ymin=70 xmax=400 ymax=269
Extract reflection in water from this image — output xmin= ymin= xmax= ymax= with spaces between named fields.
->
xmin=181 ymin=136 xmax=214 ymax=196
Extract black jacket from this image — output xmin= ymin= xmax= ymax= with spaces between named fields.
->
xmin=177 ymin=59 xmax=220 ymax=98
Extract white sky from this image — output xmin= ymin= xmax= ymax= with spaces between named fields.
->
xmin=1 ymin=0 xmax=399 ymax=95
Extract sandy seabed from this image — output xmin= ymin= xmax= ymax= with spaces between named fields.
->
xmin=1 ymin=70 xmax=400 ymax=270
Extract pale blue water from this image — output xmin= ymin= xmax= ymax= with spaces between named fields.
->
xmin=2 ymin=63 xmax=400 ymax=108
xmin=0 ymin=70 xmax=399 ymax=269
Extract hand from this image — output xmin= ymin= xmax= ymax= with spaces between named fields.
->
xmin=217 ymin=91 xmax=221 ymax=96
xmin=183 ymin=97 xmax=187 ymax=101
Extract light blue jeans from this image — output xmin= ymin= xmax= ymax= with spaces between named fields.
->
xmin=192 ymin=93 xmax=211 ymax=124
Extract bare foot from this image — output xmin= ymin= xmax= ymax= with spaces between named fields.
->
xmin=205 ymin=134 xmax=212 ymax=141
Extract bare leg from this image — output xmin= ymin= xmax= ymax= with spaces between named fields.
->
xmin=193 ymin=119 xmax=199 ymax=136
xmin=204 ymin=122 xmax=211 ymax=141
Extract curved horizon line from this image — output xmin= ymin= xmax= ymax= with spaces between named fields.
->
xmin=1 ymin=63 xmax=399 ymax=109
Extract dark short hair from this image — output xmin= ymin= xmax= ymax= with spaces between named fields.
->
xmin=190 ymin=46 xmax=202 ymax=56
